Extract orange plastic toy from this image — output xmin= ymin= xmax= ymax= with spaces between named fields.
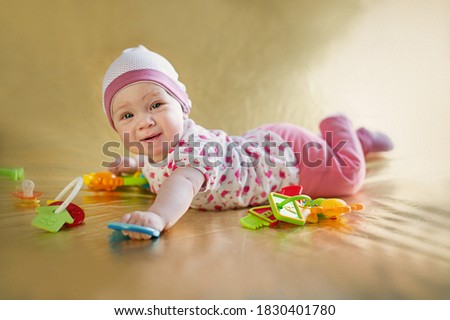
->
xmin=83 ymin=172 xmax=148 ymax=191
xmin=309 ymin=198 xmax=364 ymax=220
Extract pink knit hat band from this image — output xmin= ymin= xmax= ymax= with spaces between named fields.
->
xmin=104 ymin=69 xmax=191 ymax=129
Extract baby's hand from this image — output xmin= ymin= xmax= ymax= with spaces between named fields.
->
xmin=120 ymin=211 xmax=166 ymax=240
xmin=108 ymin=157 xmax=138 ymax=176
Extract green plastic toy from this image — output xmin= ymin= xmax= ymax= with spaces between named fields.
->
xmin=0 ymin=167 xmax=24 ymax=181
xmin=240 ymin=214 xmax=271 ymax=230
xmin=32 ymin=177 xmax=84 ymax=233
xmin=240 ymin=206 xmax=279 ymax=230
xmin=32 ymin=206 xmax=74 ymax=233
xmin=268 ymin=193 xmax=313 ymax=225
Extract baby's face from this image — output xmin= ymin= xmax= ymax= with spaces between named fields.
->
xmin=112 ymin=82 xmax=185 ymax=162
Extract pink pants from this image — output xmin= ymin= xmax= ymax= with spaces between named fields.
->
xmin=258 ymin=115 xmax=366 ymax=198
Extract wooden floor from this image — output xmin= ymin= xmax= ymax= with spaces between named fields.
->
xmin=0 ymin=0 xmax=449 ymax=299
xmin=1 ymin=147 xmax=449 ymax=299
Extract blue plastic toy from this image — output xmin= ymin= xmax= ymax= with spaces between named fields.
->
xmin=107 ymin=222 xmax=160 ymax=238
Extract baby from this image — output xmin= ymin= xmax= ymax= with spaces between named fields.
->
xmin=102 ymin=45 xmax=393 ymax=240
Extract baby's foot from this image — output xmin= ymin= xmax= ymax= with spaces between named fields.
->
xmin=356 ymin=127 xmax=394 ymax=155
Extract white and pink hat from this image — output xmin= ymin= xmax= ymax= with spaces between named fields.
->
xmin=102 ymin=45 xmax=191 ymax=129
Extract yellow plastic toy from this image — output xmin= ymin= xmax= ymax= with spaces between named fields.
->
xmin=309 ymin=198 xmax=364 ymax=221
xmin=83 ymin=171 xmax=148 ymax=191
xmin=279 ymin=196 xmax=364 ymax=224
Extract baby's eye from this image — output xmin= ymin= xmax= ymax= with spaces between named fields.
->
xmin=122 ymin=113 xmax=133 ymax=120
xmin=150 ymin=103 xmax=161 ymax=110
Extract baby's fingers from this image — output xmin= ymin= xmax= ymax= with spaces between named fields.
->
xmin=119 ymin=214 xmax=131 ymax=236
xmin=120 ymin=213 xmax=132 ymax=223
xmin=121 ymin=213 xmax=153 ymax=240
xmin=126 ymin=215 xmax=151 ymax=240
xmin=128 ymin=231 xmax=152 ymax=240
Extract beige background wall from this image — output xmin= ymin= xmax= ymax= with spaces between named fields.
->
xmin=2 ymin=0 xmax=448 ymax=176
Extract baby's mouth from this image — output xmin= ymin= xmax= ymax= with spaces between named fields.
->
xmin=141 ymin=133 xmax=162 ymax=143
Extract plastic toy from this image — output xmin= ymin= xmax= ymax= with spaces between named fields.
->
xmin=107 ymin=222 xmax=160 ymax=238
xmin=32 ymin=177 xmax=85 ymax=233
xmin=12 ymin=179 xmax=43 ymax=202
xmin=269 ymin=193 xmax=364 ymax=225
xmin=241 ymin=185 xmax=365 ymax=229
xmin=83 ymin=171 xmax=148 ymax=191
xmin=249 ymin=206 xmax=279 ymax=226
xmin=268 ymin=193 xmax=313 ymax=225
xmin=309 ymin=198 xmax=364 ymax=220
xmin=1 ymin=167 xmax=24 ymax=181
xmin=240 ymin=214 xmax=271 ymax=230
xmin=240 ymin=185 xmax=305 ymax=230
xmin=47 ymin=201 xmax=85 ymax=228
xmin=240 ymin=206 xmax=279 ymax=230
xmin=279 ymin=185 xmax=303 ymax=196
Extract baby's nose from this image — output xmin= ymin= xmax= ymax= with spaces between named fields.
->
xmin=138 ymin=115 xmax=155 ymax=129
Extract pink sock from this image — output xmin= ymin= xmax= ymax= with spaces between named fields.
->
xmin=356 ymin=127 xmax=394 ymax=155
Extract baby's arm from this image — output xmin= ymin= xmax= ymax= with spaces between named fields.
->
xmin=121 ymin=167 xmax=205 ymax=240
